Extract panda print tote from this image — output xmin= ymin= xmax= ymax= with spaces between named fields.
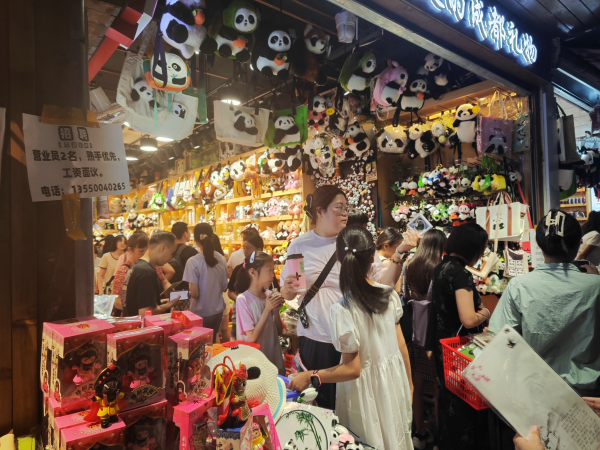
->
xmin=476 ymin=91 xmax=514 ymax=157
xmin=264 ymin=105 xmax=308 ymax=148
xmin=213 ymin=101 xmax=270 ymax=147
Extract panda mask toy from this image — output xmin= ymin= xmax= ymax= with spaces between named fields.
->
xmin=376 ymin=125 xmax=408 ymax=154
xmin=343 ymin=122 xmax=371 ymax=161
xmin=233 ymin=109 xmax=259 ymax=135
xmin=159 ymin=0 xmax=207 ymax=59
xmin=273 ymin=115 xmax=300 ymax=145
xmin=251 ymin=25 xmax=292 ymax=80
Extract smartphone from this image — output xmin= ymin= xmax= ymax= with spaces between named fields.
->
xmin=572 ymin=260 xmax=591 ymax=272
xmin=160 ymin=281 xmax=183 ymax=297
xmin=170 ymin=290 xmax=189 ymax=301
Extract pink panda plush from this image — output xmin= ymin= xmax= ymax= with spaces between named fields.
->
xmin=371 ymin=60 xmax=409 ymax=110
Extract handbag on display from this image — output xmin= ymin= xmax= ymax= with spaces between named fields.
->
xmin=467 ymin=247 xmax=500 ymax=278
xmin=475 ymin=191 xmax=529 ymax=242
xmin=477 ymin=91 xmax=514 ymax=156
xmin=557 ymin=103 xmax=580 ymax=163
xmin=264 ymin=105 xmax=309 ymax=148
xmin=213 ymin=101 xmax=270 ymax=147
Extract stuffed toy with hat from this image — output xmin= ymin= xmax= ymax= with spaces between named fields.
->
xmin=251 ymin=24 xmax=292 ymax=79
xmin=371 ymin=60 xmax=408 ymax=110
xmin=160 ymin=0 xmax=207 ymax=59
xmin=201 ymin=0 xmax=259 ymax=62
xmin=339 ymin=51 xmax=377 ymax=93
xmin=84 ymin=364 xmax=126 ymax=428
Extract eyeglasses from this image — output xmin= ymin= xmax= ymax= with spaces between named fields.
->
xmin=329 ymin=203 xmax=350 ymax=216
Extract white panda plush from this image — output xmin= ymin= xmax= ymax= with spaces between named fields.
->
xmin=326 ymin=97 xmax=350 ymax=136
xmin=308 ymin=95 xmax=327 ymax=127
xmin=407 ymin=123 xmax=438 ymax=159
xmin=115 ymin=216 xmax=125 ymax=231
xmin=273 ymin=115 xmax=300 ymax=145
xmin=400 ymin=75 xmax=428 ymax=113
xmin=172 ymin=102 xmax=187 ymax=119
xmin=302 ymin=137 xmax=322 ymax=176
xmin=272 ymin=145 xmax=303 ymax=173
xmin=343 ymin=122 xmax=371 ymax=161
xmin=317 ymin=145 xmax=336 ymax=179
xmin=251 ymin=26 xmax=292 ymax=80
xmin=422 ymin=53 xmax=451 ymax=86
xmin=130 ymin=78 xmax=159 ymax=108
xmin=451 ymin=103 xmax=479 ymax=150
xmin=160 ymin=0 xmax=207 ymax=59
xmin=229 ymin=159 xmax=247 ymax=181
xmin=375 ymin=125 xmax=408 ymax=154
xmin=233 ymin=110 xmax=259 ymax=135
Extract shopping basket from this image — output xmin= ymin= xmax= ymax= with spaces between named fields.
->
xmin=440 ymin=336 xmax=488 ymax=410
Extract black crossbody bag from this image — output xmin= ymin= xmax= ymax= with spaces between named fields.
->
xmin=298 ymin=252 xmax=337 ymax=329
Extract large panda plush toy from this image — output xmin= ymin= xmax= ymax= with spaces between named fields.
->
xmin=201 ymin=0 xmax=259 ymax=62
xmin=339 ymin=51 xmax=377 ymax=93
xmin=271 ymin=145 xmax=303 ymax=173
xmin=420 ymin=53 xmax=452 ymax=96
xmin=251 ymin=25 xmax=292 ymax=80
xmin=160 ymin=0 xmax=207 ymax=59
xmin=376 ymin=125 xmax=408 ymax=154
xmin=450 ymin=103 xmax=480 ymax=150
xmin=408 ymin=123 xmax=439 ymax=159
xmin=233 ymin=109 xmax=259 ymax=135
xmin=343 ymin=122 xmax=371 ymax=161
xmin=273 ymin=115 xmax=300 ymax=145
xmin=400 ymin=75 xmax=428 ymax=114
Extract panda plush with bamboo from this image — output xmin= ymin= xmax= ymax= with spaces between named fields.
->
xmin=339 ymin=51 xmax=377 ymax=94
xmin=251 ymin=25 xmax=292 ymax=80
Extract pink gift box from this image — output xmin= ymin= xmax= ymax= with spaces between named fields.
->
xmin=53 ymin=410 xmax=90 ymax=450
xmin=144 ymin=312 xmax=203 ymax=339
xmin=51 ymin=319 xmax=115 ymax=407
xmin=166 ymin=327 xmax=214 ymax=405
xmin=106 ymin=316 xmax=143 ymax=333
xmin=107 ymin=326 xmax=166 ymax=412
xmin=251 ymin=403 xmax=282 ymax=450
xmin=60 ymin=417 xmax=126 ymax=450
xmin=172 ymin=392 xmax=215 ymax=450
xmin=119 ymin=399 xmax=168 ymax=450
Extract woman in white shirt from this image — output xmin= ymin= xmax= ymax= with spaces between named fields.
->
xmin=577 ymin=211 xmax=600 ymax=265
xmin=280 ymin=185 xmax=417 ymax=409
xmin=97 ymin=235 xmax=126 ymax=294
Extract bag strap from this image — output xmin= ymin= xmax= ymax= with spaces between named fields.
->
xmin=175 ymin=243 xmax=187 ymax=258
xmin=152 ymin=28 xmax=169 ymax=90
xmin=299 ymin=252 xmax=337 ymax=312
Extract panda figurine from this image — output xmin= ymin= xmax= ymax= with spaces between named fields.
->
xmin=130 ymin=78 xmax=159 ymax=108
xmin=251 ymin=26 xmax=292 ymax=80
xmin=343 ymin=122 xmax=371 ymax=161
xmin=400 ymin=75 xmax=428 ymax=114
xmin=273 ymin=115 xmax=300 ymax=145
xmin=159 ymin=0 xmax=207 ymax=59
xmin=201 ymin=0 xmax=259 ymax=62
xmin=233 ymin=109 xmax=259 ymax=135
xmin=450 ymin=103 xmax=480 ymax=150
xmin=376 ymin=125 xmax=408 ymax=154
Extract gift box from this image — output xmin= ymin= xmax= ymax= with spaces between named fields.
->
xmin=41 ymin=316 xmax=96 ymax=395
xmin=172 ymin=392 xmax=215 ymax=450
xmin=108 ymin=326 xmax=166 ymax=412
xmin=60 ymin=417 xmax=126 ymax=450
xmin=144 ymin=312 xmax=203 ymax=339
xmin=167 ymin=327 xmax=214 ymax=404
xmin=51 ymin=319 xmax=115 ymax=406
xmin=216 ymin=419 xmax=253 ymax=450
xmin=106 ymin=316 xmax=143 ymax=333
xmin=120 ymin=399 xmax=168 ymax=450
xmin=53 ymin=410 xmax=89 ymax=450
xmin=251 ymin=403 xmax=281 ymax=450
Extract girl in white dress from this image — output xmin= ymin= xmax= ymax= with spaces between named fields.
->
xmin=289 ymin=226 xmax=414 ymax=450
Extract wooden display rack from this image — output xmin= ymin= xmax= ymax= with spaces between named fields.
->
xmin=560 ymin=187 xmax=590 ymax=222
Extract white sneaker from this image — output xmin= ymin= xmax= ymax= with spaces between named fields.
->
xmin=412 ymin=431 xmax=434 ymax=449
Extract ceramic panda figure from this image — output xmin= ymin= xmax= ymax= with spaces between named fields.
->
xmin=376 ymin=125 xmax=408 ymax=154
xmin=159 ymin=0 xmax=207 ymax=59
xmin=485 ymin=135 xmax=507 ymax=154
xmin=131 ymin=78 xmax=159 ymax=108
xmin=273 ymin=115 xmax=300 ymax=145
xmin=252 ymin=27 xmax=292 ymax=80
xmin=172 ymin=102 xmax=187 ymax=119
xmin=400 ymin=76 xmax=428 ymax=112
xmin=451 ymin=103 xmax=479 ymax=148
xmin=233 ymin=110 xmax=259 ymax=135
xmin=343 ymin=122 xmax=371 ymax=161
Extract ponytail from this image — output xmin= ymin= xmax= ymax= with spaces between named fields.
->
xmin=194 ymin=223 xmax=218 ymax=268
xmin=234 ymin=251 xmax=272 ymax=294
xmin=336 ymin=227 xmax=390 ymax=315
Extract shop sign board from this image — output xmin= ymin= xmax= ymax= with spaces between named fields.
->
xmin=23 ymin=114 xmax=130 ymax=202
xmin=428 ymin=0 xmax=537 ymax=65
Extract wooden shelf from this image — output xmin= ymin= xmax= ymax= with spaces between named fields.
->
xmin=577 ymin=217 xmax=587 ymax=221
xmin=261 ymin=187 xmax=302 ymax=199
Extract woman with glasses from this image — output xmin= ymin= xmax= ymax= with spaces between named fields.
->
xmin=281 ymin=185 xmax=418 ymax=409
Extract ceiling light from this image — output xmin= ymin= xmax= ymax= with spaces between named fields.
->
xmin=220 ymin=86 xmax=241 ymax=106
xmin=157 ymin=136 xmax=174 ymax=142
xmin=125 ymin=148 xmax=140 ymax=161
xmin=169 ymin=157 xmax=174 ymax=160
xmin=140 ymin=137 xmax=158 ymax=151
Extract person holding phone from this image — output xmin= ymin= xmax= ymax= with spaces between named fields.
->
xmin=234 ymin=251 xmax=285 ymax=375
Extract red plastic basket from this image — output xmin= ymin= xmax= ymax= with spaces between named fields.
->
xmin=440 ymin=336 xmax=488 ymax=410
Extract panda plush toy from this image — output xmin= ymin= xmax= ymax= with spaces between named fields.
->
xmin=418 ymin=53 xmax=453 ymax=98
xmin=343 ymin=122 xmax=371 ymax=161
xmin=376 ymin=125 xmax=408 ymax=154
xmin=308 ymin=95 xmax=327 ymax=127
xmin=339 ymin=51 xmax=377 ymax=93
xmin=400 ymin=74 xmax=428 ymax=117
xmin=271 ymin=145 xmax=303 ymax=173
xmin=409 ymin=123 xmax=439 ymax=159
xmin=251 ymin=25 xmax=292 ymax=80
xmin=130 ymin=77 xmax=160 ymax=108
xmin=159 ymin=0 xmax=207 ymax=59
xmin=450 ymin=103 xmax=480 ymax=152
xmin=201 ymin=0 xmax=259 ymax=62
xmin=291 ymin=24 xmax=330 ymax=102
xmin=302 ymin=137 xmax=322 ymax=176
xmin=273 ymin=115 xmax=300 ymax=145
xmin=233 ymin=109 xmax=259 ymax=135
xmin=371 ymin=61 xmax=408 ymax=109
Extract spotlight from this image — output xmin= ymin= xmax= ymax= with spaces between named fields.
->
xmin=140 ymin=137 xmax=158 ymax=151
xmin=220 ymin=86 xmax=241 ymax=106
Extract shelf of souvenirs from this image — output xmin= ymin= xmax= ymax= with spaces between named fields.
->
xmin=216 ymin=214 xmax=302 ymax=224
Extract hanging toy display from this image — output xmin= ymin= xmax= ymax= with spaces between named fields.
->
xmin=84 ymin=364 xmax=126 ymax=428
xmin=159 ymin=0 xmax=208 ymax=59
xmin=307 ymin=95 xmax=327 ymax=127
xmin=291 ymin=24 xmax=331 ymax=101
xmin=338 ymin=51 xmax=377 ymax=94
xmin=251 ymin=24 xmax=293 ymax=80
xmin=343 ymin=121 xmax=371 ymax=161
xmin=418 ymin=53 xmax=453 ymax=98
xmin=201 ymin=0 xmax=260 ymax=62
xmin=376 ymin=125 xmax=408 ymax=154
xmin=150 ymin=192 xmax=166 ymax=211
xmin=370 ymin=60 xmax=408 ymax=110
xmin=399 ymin=73 xmax=429 ymax=120
xmin=450 ymin=103 xmax=480 ymax=158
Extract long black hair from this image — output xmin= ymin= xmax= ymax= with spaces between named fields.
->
xmin=212 ymin=234 xmax=225 ymax=256
xmin=582 ymin=210 xmax=600 ymax=236
xmin=194 ymin=223 xmax=218 ymax=267
xmin=405 ymin=229 xmax=446 ymax=296
xmin=337 ymin=226 xmax=390 ymax=315
xmin=376 ymin=228 xmax=402 ymax=250
xmin=235 ymin=251 xmax=273 ymax=294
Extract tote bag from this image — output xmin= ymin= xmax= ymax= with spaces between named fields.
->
xmin=213 ymin=101 xmax=270 ymax=147
xmin=475 ymin=191 xmax=528 ymax=242
xmin=477 ymin=91 xmax=514 ymax=156
xmin=557 ymin=103 xmax=580 ymax=163
xmin=264 ymin=105 xmax=309 ymax=148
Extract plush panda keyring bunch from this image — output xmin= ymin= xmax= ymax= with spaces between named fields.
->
xmin=251 ymin=24 xmax=293 ymax=80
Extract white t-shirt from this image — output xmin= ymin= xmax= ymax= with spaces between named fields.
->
xmin=579 ymin=231 xmax=600 ymax=266
xmin=228 ymin=248 xmax=245 ymax=271
xmin=280 ymin=230 xmax=384 ymax=344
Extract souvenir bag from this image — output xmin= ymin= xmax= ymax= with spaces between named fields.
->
xmin=475 ymin=191 xmax=529 ymax=242
xmin=477 ymin=91 xmax=514 ymax=156
xmin=512 ymin=98 xmax=531 ymax=153
xmin=213 ymin=101 xmax=270 ymax=146
xmin=264 ymin=105 xmax=308 ymax=148
xmin=557 ymin=103 xmax=580 ymax=163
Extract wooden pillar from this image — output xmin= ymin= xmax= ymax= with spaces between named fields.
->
xmin=0 ymin=0 xmax=92 ymax=435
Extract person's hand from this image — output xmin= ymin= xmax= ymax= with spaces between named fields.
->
xmin=288 ymin=371 xmax=312 ymax=392
xmin=513 ymin=426 xmax=545 ymax=450
xmin=397 ymin=229 xmax=421 ymax=253
xmin=582 ymin=264 xmax=599 ymax=275
xmin=264 ymin=294 xmax=283 ymax=313
xmin=170 ymin=295 xmax=181 ymax=305
xmin=583 ymin=397 xmax=600 ymax=418
xmin=283 ymin=275 xmax=299 ymax=293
